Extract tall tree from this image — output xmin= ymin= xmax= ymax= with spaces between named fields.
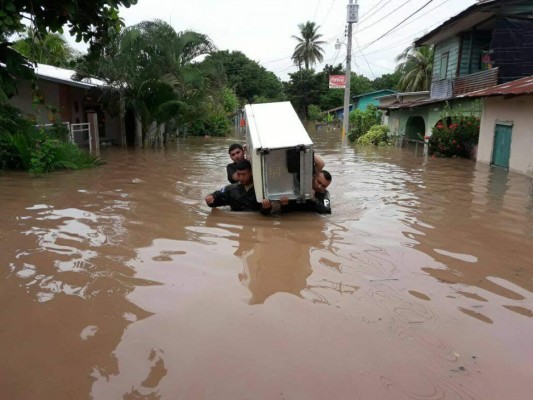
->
xmin=0 ymin=0 xmax=137 ymax=101
xmin=291 ymin=21 xmax=325 ymax=70
xmin=372 ymin=71 xmax=402 ymax=91
xmin=12 ymin=28 xmax=79 ymax=67
xmin=285 ymin=69 xmax=322 ymax=119
xmin=395 ymin=45 xmax=434 ymax=92
xmin=202 ymin=50 xmax=284 ymax=104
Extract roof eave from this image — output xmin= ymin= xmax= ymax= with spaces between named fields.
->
xmin=414 ymin=0 xmax=498 ymax=46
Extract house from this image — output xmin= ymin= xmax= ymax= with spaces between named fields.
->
xmin=379 ymin=0 xmax=533 ymax=142
xmin=8 ymin=63 xmax=127 ymax=149
xmin=458 ymin=76 xmax=533 ymax=176
xmin=323 ymin=89 xmax=396 ymax=122
xmin=323 ymin=104 xmax=354 ymax=121
xmin=377 ymin=91 xmax=430 ymax=134
xmin=352 ymin=89 xmax=396 ymax=111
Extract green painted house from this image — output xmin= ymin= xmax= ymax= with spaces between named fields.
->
xmin=352 ymin=89 xmax=396 ymax=111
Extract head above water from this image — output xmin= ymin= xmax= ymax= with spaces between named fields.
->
xmin=236 ymin=159 xmax=253 ymax=186
xmin=313 ymin=170 xmax=332 ymax=193
xmin=228 ymin=143 xmax=245 ymax=163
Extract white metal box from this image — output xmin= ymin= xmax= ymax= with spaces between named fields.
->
xmin=245 ymin=102 xmax=314 ymax=202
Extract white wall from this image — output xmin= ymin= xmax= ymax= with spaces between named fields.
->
xmin=477 ymin=96 xmax=533 ymax=176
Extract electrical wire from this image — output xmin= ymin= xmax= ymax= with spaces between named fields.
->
xmin=313 ymin=0 xmax=322 ymax=21
xmin=359 ymin=0 xmax=437 ymax=51
xmin=356 ymin=0 xmax=394 ymax=25
xmin=355 ymin=0 xmax=416 ymax=34
xmin=320 ymin=0 xmax=338 ymax=26
xmin=354 ymin=35 xmax=375 ymax=78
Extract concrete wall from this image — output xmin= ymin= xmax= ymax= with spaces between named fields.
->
xmin=477 ymin=96 xmax=533 ymax=176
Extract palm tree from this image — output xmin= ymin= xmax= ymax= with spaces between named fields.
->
xmin=12 ymin=28 xmax=79 ymax=67
xmin=395 ymin=45 xmax=434 ymax=92
xmin=76 ymin=20 xmax=218 ymax=147
xmin=291 ymin=21 xmax=325 ymax=70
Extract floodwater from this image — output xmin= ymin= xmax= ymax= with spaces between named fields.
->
xmin=1 ymin=127 xmax=532 ymax=400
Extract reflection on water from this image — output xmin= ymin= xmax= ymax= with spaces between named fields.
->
xmin=1 ymin=131 xmax=532 ymax=399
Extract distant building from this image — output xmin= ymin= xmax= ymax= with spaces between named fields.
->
xmin=352 ymin=89 xmax=396 ymax=111
xmin=323 ymin=89 xmax=396 ymax=121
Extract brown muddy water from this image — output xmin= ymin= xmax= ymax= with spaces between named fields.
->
xmin=1 ymin=127 xmax=532 ymax=400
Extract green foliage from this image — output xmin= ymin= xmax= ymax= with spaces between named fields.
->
xmin=1 ymin=0 xmax=137 ymax=101
xmin=0 ymin=104 xmax=102 ymax=173
xmin=428 ymin=115 xmax=481 ymax=158
xmin=76 ymin=20 xmax=219 ymax=146
xmin=372 ymin=71 xmax=402 ymax=91
xmin=222 ymin=87 xmax=239 ymax=114
xmin=285 ymin=69 xmax=321 ymax=119
xmin=395 ymin=45 xmax=434 ymax=92
xmin=203 ymin=50 xmax=284 ymax=104
xmin=12 ymin=28 xmax=80 ymax=67
xmin=348 ymin=104 xmax=383 ymax=142
xmin=350 ymin=74 xmax=375 ymax=96
xmin=188 ymin=114 xmax=231 ymax=137
xmin=307 ymin=104 xmax=323 ymax=122
xmin=357 ymin=125 xmax=390 ymax=146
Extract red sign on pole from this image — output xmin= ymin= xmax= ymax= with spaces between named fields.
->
xmin=329 ymin=75 xmax=346 ymax=89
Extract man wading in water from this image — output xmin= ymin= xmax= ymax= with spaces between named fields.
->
xmin=205 ymin=160 xmax=262 ymax=212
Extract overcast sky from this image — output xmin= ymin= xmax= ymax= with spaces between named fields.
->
xmin=69 ymin=0 xmax=477 ymax=81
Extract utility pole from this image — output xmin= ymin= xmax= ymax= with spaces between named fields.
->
xmin=341 ymin=0 xmax=359 ymax=139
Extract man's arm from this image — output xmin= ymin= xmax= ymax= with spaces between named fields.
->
xmin=314 ymin=154 xmax=325 ymax=173
xmin=205 ymin=186 xmax=232 ymax=208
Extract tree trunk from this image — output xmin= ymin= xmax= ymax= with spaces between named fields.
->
xmin=135 ymin=114 xmax=142 ymax=148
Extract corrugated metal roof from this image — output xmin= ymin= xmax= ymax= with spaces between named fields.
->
xmin=352 ymin=89 xmax=396 ymax=99
xmin=458 ymin=75 xmax=533 ymax=98
xmin=34 ymin=63 xmax=107 ymax=89
xmin=378 ymin=97 xmax=445 ymax=111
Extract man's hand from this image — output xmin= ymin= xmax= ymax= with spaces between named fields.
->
xmin=280 ymin=196 xmax=289 ymax=205
xmin=262 ymin=199 xmax=272 ymax=209
xmin=205 ymin=194 xmax=215 ymax=205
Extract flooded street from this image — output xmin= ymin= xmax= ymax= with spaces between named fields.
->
xmin=1 ymin=127 xmax=532 ymax=400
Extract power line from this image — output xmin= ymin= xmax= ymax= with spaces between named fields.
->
xmin=355 ymin=0 xmax=416 ymax=34
xmin=356 ymin=0 xmax=394 ymax=25
xmin=360 ymin=0 xmax=437 ymax=51
xmin=320 ymin=0 xmax=338 ymax=26
xmin=362 ymin=0 xmax=452 ymax=42
xmin=313 ymin=0 xmax=322 ymax=21
xmin=354 ymin=35 xmax=375 ymax=78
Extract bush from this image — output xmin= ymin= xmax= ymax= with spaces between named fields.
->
xmin=428 ymin=115 xmax=480 ymax=158
xmin=188 ymin=114 xmax=231 ymax=137
xmin=0 ymin=105 xmax=102 ymax=173
xmin=308 ymin=104 xmax=323 ymax=122
xmin=348 ymin=104 xmax=382 ymax=142
xmin=357 ymin=125 xmax=390 ymax=146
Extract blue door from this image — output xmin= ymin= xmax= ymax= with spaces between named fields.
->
xmin=492 ymin=124 xmax=512 ymax=169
